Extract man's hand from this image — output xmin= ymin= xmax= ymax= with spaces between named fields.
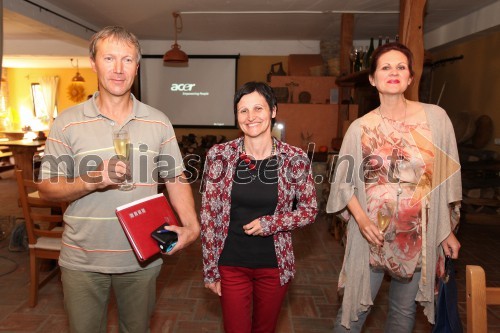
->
xmin=159 ymin=222 xmax=200 ymax=255
xmin=82 ymin=158 xmax=129 ymax=190
xmin=38 ymin=157 xmax=131 ymax=202
xmin=162 ymin=173 xmax=201 ymax=255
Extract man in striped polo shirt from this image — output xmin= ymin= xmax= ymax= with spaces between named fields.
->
xmin=38 ymin=26 xmax=200 ymax=333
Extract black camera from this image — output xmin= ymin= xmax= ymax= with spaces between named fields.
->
xmin=151 ymin=223 xmax=178 ymax=253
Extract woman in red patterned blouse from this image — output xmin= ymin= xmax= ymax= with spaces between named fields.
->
xmin=200 ymin=81 xmax=318 ymax=332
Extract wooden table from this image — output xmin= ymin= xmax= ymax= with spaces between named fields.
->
xmin=0 ymin=131 xmax=25 ymax=140
xmin=1 ymin=140 xmax=45 ymax=180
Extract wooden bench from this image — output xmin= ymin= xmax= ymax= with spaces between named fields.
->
xmin=466 ymin=265 xmax=500 ymax=332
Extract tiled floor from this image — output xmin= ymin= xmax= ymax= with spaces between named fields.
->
xmin=0 ymin=168 xmax=499 ymax=332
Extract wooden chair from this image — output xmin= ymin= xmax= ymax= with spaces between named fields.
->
xmin=466 ymin=265 xmax=500 ymax=333
xmin=15 ymin=170 xmax=68 ymax=307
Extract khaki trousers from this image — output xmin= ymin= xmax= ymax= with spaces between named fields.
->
xmin=61 ymin=265 xmax=161 ymax=333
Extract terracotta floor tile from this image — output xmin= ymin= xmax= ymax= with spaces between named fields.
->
xmin=289 ymin=295 xmax=320 ymax=317
xmin=0 ymin=172 xmax=499 ymax=332
xmin=193 ymin=299 xmax=222 ymax=322
xmin=36 ymin=315 xmax=69 ymax=333
xmin=291 ymin=317 xmax=335 ymax=332
xmin=156 ymin=298 xmax=198 ymax=314
xmin=174 ymin=321 xmax=221 ymax=332
xmin=0 ymin=313 xmax=49 ymax=332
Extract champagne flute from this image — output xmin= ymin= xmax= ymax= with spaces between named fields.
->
xmin=349 ymin=46 xmax=357 ymax=73
xmin=377 ymin=204 xmax=393 ymax=236
xmin=112 ymin=129 xmax=135 ymax=191
xmin=375 ymin=204 xmax=392 ymax=256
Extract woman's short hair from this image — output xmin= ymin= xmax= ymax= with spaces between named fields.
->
xmin=89 ymin=26 xmax=142 ymax=62
xmin=369 ymin=42 xmax=415 ymax=78
xmin=234 ymin=81 xmax=277 ymax=114
xmin=233 ymin=81 xmax=278 ymax=127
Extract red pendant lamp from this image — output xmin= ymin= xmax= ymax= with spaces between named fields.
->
xmin=163 ymin=12 xmax=188 ymax=64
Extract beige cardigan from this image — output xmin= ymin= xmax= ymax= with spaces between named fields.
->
xmin=326 ymin=103 xmax=462 ymax=328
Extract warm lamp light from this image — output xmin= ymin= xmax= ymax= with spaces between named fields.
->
xmin=72 ymin=72 xmax=85 ymax=82
xmin=70 ymin=58 xmax=85 ymax=82
xmin=163 ymin=12 xmax=188 ymax=64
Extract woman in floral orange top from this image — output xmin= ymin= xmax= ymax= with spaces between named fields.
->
xmin=327 ymin=43 xmax=462 ymax=332
xmin=363 ymin=110 xmax=434 ymax=278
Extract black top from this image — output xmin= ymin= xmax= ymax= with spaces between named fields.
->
xmin=218 ymin=156 xmax=279 ymax=268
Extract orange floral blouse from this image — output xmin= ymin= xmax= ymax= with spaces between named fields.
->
xmin=361 ymin=112 xmax=434 ymax=279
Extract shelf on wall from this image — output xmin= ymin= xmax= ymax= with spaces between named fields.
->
xmin=270 ymin=76 xmax=338 ymax=104
xmin=278 ymin=103 xmax=338 ymax=106
xmin=335 ymin=69 xmax=369 ymax=86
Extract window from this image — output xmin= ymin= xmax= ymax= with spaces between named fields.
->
xmin=31 ymin=83 xmax=49 ymax=120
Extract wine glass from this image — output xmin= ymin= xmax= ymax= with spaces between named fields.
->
xmin=377 ymin=204 xmax=393 ymax=235
xmin=375 ymin=204 xmax=393 ymax=256
xmin=112 ymin=129 xmax=135 ymax=191
xmin=349 ymin=46 xmax=357 ymax=73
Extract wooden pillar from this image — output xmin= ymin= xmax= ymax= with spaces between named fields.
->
xmin=332 ymin=13 xmax=355 ymax=150
xmin=399 ymin=0 xmax=426 ymax=101
xmin=339 ymin=13 xmax=354 ymax=103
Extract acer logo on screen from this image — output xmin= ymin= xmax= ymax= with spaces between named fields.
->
xmin=170 ymin=83 xmax=196 ymax=91
xmin=140 ymin=55 xmax=238 ymax=127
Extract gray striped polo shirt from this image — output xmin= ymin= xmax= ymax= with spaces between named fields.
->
xmin=40 ymin=92 xmax=184 ymax=273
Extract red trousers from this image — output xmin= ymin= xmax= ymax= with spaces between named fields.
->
xmin=218 ymin=266 xmax=289 ymax=333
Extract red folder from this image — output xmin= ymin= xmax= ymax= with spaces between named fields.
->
xmin=115 ymin=193 xmax=179 ymax=262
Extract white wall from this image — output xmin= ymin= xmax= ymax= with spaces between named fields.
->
xmin=3 ymin=0 xmax=500 ymax=66
xmin=140 ymin=40 xmax=320 ymax=56
xmin=425 ymin=1 xmax=500 ymax=50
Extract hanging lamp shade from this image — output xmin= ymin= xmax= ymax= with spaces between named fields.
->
xmin=70 ymin=58 xmax=85 ymax=82
xmin=72 ymin=71 xmax=85 ymax=82
xmin=164 ymin=12 xmax=188 ymax=64
xmin=163 ymin=42 xmax=188 ymax=63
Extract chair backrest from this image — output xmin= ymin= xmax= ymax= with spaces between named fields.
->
xmin=15 ymin=170 xmax=67 ymax=245
xmin=466 ymin=265 xmax=500 ymax=333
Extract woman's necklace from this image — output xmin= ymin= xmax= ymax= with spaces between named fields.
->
xmin=378 ymin=99 xmax=408 ymax=219
xmin=240 ymin=138 xmax=276 ymax=173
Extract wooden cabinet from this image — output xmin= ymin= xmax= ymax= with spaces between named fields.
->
xmin=335 ymin=69 xmax=379 ymax=118
xmin=270 ymin=76 xmax=339 ymax=150
xmin=270 ymin=76 xmax=337 ymax=104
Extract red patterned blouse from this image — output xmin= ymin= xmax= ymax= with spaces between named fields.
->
xmin=200 ymin=137 xmax=318 ymax=286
